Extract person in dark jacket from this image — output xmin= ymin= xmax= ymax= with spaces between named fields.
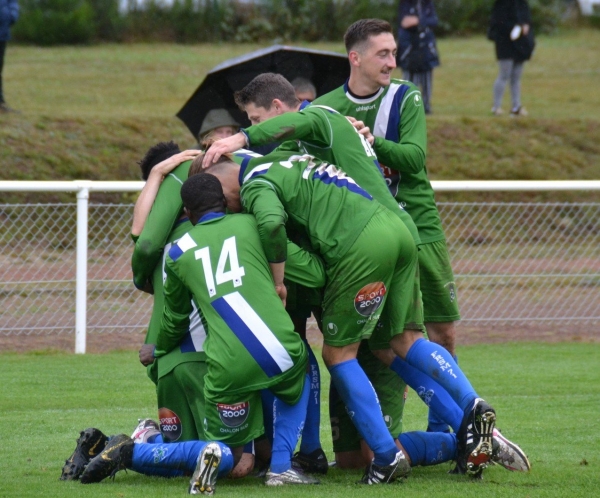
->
xmin=488 ymin=0 xmax=534 ymax=116
xmin=0 ymin=0 xmax=19 ymax=112
xmin=396 ymin=0 xmax=440 ymax=114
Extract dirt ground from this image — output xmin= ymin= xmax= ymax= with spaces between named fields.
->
xmin=1 ymin=320 xmax=598 ymax=354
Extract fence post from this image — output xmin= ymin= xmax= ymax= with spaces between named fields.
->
xmin=75 ymin=184 xmax=91 ymax=354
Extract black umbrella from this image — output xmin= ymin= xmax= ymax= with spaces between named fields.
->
xmin=176 ymin=45 xmax=350 ymax=139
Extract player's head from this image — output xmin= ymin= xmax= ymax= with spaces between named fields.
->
xmin=344 ymin=19 xmax=397 ymax=90
xmin=181 ymin=173 xmax=226 ymax=224
xmin=137 ymin=141 xmax=181 ymax=180
xmin=188 ymin=148 xmax=243 ymax=213
xmin=291 ymin=77 xmax=317 ymax=102
xmin=234 ymin=73 xmax=300 ymax=125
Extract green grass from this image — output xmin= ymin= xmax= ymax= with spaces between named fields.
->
xmin=1 ymin=342 xmax=599 ymax=497
xmin=0 ymin=29 xmax=599 ymax=203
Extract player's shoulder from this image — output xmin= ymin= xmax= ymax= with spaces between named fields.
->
xmin=167 ymin=231 xmax=198 ymax=262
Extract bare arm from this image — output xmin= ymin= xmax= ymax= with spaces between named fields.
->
xmin=131 ymin=150 xmax=202 ymax=236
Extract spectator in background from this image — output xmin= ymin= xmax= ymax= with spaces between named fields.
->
xmin=488 ymin=0 xmax=534 ymax=116
xmin=197 ymin=108 xmax=240 ymax=149
xmin=291 ymin=77 xmax=317 ymax=102
xmin=396 ymin=0 xmax=439 ymax=115
xmin=0 ymin=0 xmax=19 ymax=112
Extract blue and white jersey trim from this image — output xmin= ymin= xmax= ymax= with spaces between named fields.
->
xmin=169 ymin=232 xmax=197 ymax=261
xmin=180 ymin=301 xmax=207 ymax=353
xmin=373 ymin=83 xmax=410 ymax=142
xmin=212 ymin=291 xmax=294 ymax=378
xmin=306 ymin=163 xmax=373 ymax=200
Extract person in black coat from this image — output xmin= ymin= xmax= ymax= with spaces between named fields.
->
xmin=396 ymin=0 xmax=440 ymax=114
xmin=488 ymin=0 xmax=535 ymax=116
xmin=0 ymin=0 xmax=19 ymax=112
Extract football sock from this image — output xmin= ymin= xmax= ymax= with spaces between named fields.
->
xmin=427 ymin=354 xmax=459 ymax=432
xmin=389 ymin=356 xmax=462 ymax=432
xmin=399 ymin=431 xmax=457 ymax=467
xmin=148 ymin=433 xmax=163 ymax=444
xmin=329 ymin=359 xmax=398 ymax=467
xmin=405 ymin=338 xmax=477 ymax=412
xmin=299 ymin=339 xmax=322 ymax=455
xmin=270 ymin=374 xmax=311 ymax=474
xmin=131 ymin=441 xmax=234 ymax=477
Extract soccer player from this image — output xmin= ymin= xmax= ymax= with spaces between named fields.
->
xmin=157 ymin=173 xmax=318 ymax=490
xmin=202 ymin=74 xmax=503 ymax=476
xmin=313 ymin=18 xmax=462 ymax=437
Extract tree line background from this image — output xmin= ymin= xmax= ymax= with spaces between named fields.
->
xmin=11 ymin=0 xmax=583 ymax=46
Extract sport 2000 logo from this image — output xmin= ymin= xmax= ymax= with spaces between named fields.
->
xmin=354 ymin=282 xmax=387 ymax=317
xmin=217 ymin=401 xmax=249 ymax=428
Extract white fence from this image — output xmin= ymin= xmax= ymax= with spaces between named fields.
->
xmin=1 ymin=180 xmax=599 ymax=353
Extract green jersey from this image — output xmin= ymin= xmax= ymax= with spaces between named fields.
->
xmin=242 ymin=103 xmax=420 ymax=245
xmin=234 ymin=150 xmax=378 ymax=266
xmin=314 ymin=80 xmax=444 ymax=244
xmin=158 ymin=213 xmax=307 ymax=398
xmin=131 ymin=160 xmax=191 ymax=290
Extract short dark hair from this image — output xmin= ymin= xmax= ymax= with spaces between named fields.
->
xmin=344 ymin=19 xmax=393 ymax=53
xmin=138 ymin=141 xmax=180 ymax=180
xmin=234 ymin=73 xmax=299 ymax=110
xmin=180 ymin=173 xmax=225 ymax=220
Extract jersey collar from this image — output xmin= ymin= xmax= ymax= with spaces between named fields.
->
xmin=198 ymin=211 xmax=225 ymax=224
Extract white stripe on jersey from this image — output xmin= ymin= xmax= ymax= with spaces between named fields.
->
xmin=373 ymin=83 xmax=402 ymax=138
xmin=177 ymin=232 xmax=197 ymax=253
xmin=223 ymin=292 xmax=294 ymax=373
xmin=189 ymin=301 xmax=206 ymax=352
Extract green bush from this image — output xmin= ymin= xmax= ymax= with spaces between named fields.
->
xmin=12 ymin=0 xmax=97 ymax=45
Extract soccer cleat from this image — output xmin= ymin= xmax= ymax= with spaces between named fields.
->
xmin=79 ymin=434 xmax=134 ymax=484
xmin=291 ymin=448 xmax=329 ymax=474
xmin=60 ymin=428 xmax=108 ymax=481
xmin=265 ymin=467 xmax=320 ymax=486
xmin=360 ymin=450 xmax=411 ymax=485
xmin=189 ymin=442 xmax=222 ymax=495
xmin=131 ymin=418 xmax=161 ymax=444
xmin=457 ymin=398 xmax=496 ymax=476
xmin=491 ymin=428 xmax=531 ymax=472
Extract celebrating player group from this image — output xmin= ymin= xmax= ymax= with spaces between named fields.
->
xmin=60 ymin=19 xmax=530 ymax=494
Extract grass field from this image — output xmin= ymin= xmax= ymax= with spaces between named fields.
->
xmin=1 ymin=342 xmax=599 ymax=497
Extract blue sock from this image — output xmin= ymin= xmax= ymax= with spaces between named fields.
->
xmin=405 ymin=339 xmax=477 ymax=412
xmin=299 ymin=340 xmax=322 ymax=454
xmin=270 ymin=373 xmax=310 ymax=474
xmin=260 ymin=389 xmax=275 ymax=444
xmin=329 ymin=359 xmax=397 ymax=467
xmin=131 ymin=441 xmax=234 ymax=477
xmin=399 ymin=431 xmax=457 ymax=467
xmin=390 ymin=356 xmax=462 ymax=432
xmin=427 ymin=354 xmax=459 ymax=432
xmin=148 ymin=433 xmax=163 ymax=444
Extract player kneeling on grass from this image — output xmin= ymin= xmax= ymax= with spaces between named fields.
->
xmin=65 ymin=174 xmax=320 ymax=492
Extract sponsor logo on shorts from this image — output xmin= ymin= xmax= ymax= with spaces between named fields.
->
xmin=326 ymin=322 xmax=338 ymax=335
xmin=159 ymin=408 xmax=182 ymax=442
xmin=445 ymin=282 xmax=457 ymax=303
xmin=217 ymin=401 xmax=249 ymax=428
xmin=354 ymin=282 xmax=387 ymax=317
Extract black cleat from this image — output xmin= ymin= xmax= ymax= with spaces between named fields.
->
xmin=457 ymin=398 xmax=496 ymax=477
xmin=80 ymin=434 xmax=134 ymax=484
xmin=291 ymin=448 xmax=329 ymax=475
xmin=360 ymin=450 xmax=411 ymax=484
xmin=60 ymin=428 xmax=108 ymax=481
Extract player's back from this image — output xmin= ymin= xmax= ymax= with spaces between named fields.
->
xmin=239 ymin=151 xmax=379 ymax=265
xmin=165 ymin=213 xmax=305 ymax=396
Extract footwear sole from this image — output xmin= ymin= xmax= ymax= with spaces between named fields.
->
xmin=189 ymin=443 xmax=221 ymax=495
xmin=492 ymin=429 xmax=531 ymax=472
xmin=466 ymin=408 xmax=496 ymax=474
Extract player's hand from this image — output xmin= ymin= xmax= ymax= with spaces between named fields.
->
xmin=275 ymin=283 xmax=287 ymax=307
xmin=201 ymin=132 xmax=247 ymax=169
xmin=347 ymin=117 xmax=375 ymax=145
xmin=139 ymin=344 xmax=155 ymax=366
xmin=152 ymin=150 xmax=202 ymax=178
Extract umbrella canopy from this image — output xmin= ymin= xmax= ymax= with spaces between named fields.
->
xmin=176 ymin=45 xmax=350 ymax=139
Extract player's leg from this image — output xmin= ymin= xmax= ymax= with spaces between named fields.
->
xmin=157 ymin=369 xmax=200 ymax=443
xmin=173 ymin=360 xmax=209 ymax=440
xmin=419 ymin=239 xmax=461 ymax=431
xmin=323 ymin=208 xmax=412 ymax=483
